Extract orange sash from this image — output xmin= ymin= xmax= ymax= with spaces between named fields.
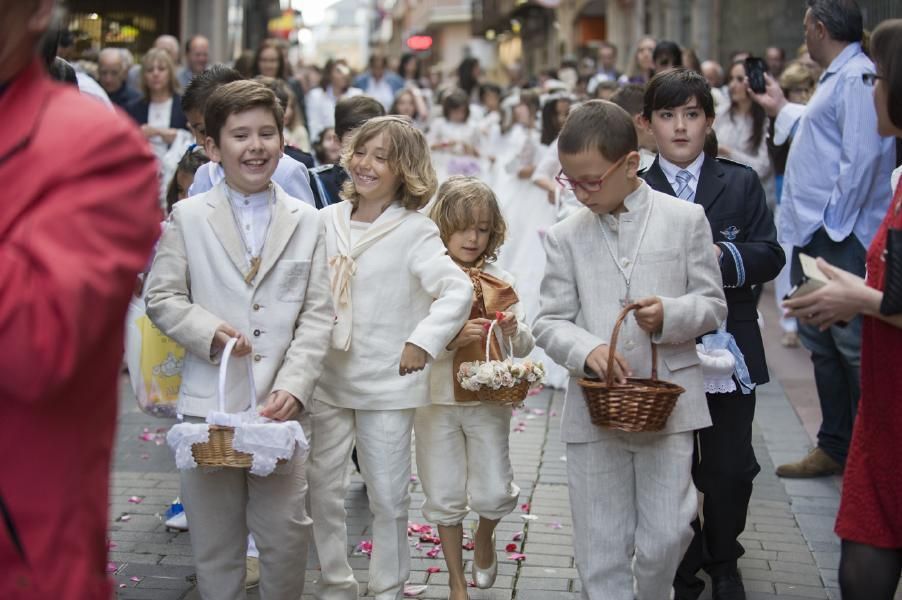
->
xmin=452 ymin=266 xmax=519 ymax=402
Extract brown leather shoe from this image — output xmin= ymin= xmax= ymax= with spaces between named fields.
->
xmin=775 ymin=447 xmax=842 ymax=478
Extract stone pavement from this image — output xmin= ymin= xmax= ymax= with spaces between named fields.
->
xmin=107 ymin=355 xmax=869 ymax=600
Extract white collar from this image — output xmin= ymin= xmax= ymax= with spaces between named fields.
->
xmin=658 ymin=152 xmax=705 ymax=188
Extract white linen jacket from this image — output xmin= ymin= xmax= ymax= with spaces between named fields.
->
xmin=144 ymin=181 xmax=334 ymax=418
xmin=533 ymin=182 xmax=727 ymax=442
xmin=428 ymin=262 xmax=535 ymax=406
xmin=315 ymin=201 xmax=472 ymax=410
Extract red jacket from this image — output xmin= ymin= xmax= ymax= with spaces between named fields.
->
xmin=0 ymin=60 xmax=161 ymax=599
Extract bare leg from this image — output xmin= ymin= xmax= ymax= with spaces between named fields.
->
xmin=474 ymin=517 xmax=499 ymax=569
xmin=438 ymin=524 xmax=469 ymax=600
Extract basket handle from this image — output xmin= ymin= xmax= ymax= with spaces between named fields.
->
xmin=605 ymin=303 xmax=659 ymax=386
xmin=218 ymin=337 xmax=258 ymax=413
xmin=484 ymin=319 xmax=515 ymax=362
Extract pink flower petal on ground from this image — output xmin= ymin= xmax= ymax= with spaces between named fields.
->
xmin=129 ymin=576 xmax=143 ymax=582
xmin=507 ymin=552 xmax=527 ymax=561
xmin=403 ymin=584 xmax=428 ymax=596
xmin=520 ymin=503 xmax=530 ymax=512
xmin=140 ymin=453 xmax=150 ymax=460
xmin=520 ymin=514 xmax=538 ymax=521
xmin=462 ymin=541 xmax=475 ymax=550
xmin=354 ymin=540 xmax=373 ymax=556
xmin=505 ymin=543 xmax=518 ymax=552
xmin=531 ymin=408 xmax=546 ymax=416
xmin=527 ymin=386 xmax=543 ymax=396
xmin=549 ymin=521 xmax=563 ymax=530
xmin=551 ymin=410 xmax=558 ymax=416
xmin=426 ymin=546 xmax=441 ymax=558
xmin=139 ymin=432 xmax=154 ymax=442
xmin=512 ymin=531 xmax=523 ymax=541
xmin=407 ymin=523 xmax=432 ymax=535
xmin=420 ymin=534 xmax=440 ymax=544
xmin=128 ymin=496 xmax=143 ymax=504
xmin=106 ymin=562 xmax=119 ymax=574
xmin=118 ymin=514 xmax=131 ymax=522
xmin=426 ymin=566 xmax=441 ymax=574
xmin=410 ymin=475 xmax=419 ymax=483
xmin=119 ymin=584 xmax=127 ymax=589
xmin=468 ymin=580 xmax=477 ymax=587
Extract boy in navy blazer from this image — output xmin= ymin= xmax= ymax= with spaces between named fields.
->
xmin=641 ymin=68 xmax=784 ymax=600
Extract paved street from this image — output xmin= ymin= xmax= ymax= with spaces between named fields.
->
xmin=107 ymin=289 xmax=898 ymax=600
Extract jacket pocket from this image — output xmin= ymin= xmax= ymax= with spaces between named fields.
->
xmin=275 ymin=260 xmax=311 ymax=302
xmin=639 ymin=248 xmax=680 ymax=264
xmin=661 ymin=347 xmax=701 ymax=372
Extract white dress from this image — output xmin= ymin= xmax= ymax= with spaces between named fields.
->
xmin=427 ymin=117 xmax=486 ymax=184
xmin=495 ymin=135 xmax=569 ymax=388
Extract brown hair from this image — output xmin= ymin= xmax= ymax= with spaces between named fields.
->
xmin=871 ymin=19 xmax=902 ymax=130
xmin=204 ymin=80 xmax=285 ymax=146
xmin=339 ymin=115 xmax=437 ymax=210
xmin=254 ymin=75 xmax=303 ymax=128
xmin=139 ymin=48 xmax=180 ymax=100
xmin=558 ymin=100 xmax=637 ymax=163
xmin=253 ymin=39 xmax=288 ymax=79
xmin=429 ymin=176 xmax=507 ymax=264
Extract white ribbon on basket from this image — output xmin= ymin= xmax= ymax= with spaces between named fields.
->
xmin=167 ymin=337 xmax=309 ymax=475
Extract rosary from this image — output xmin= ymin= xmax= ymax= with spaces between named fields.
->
xmin=596 ymin=199 xmax=654 ymax=307
xmin=225 ymin=184 xmax=275 ymax=284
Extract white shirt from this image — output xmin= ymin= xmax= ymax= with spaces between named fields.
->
xmin=225 ymin=184 xmax=273 ymax=259
xmin=349 ymin=220 xmax=369 ymax=247
xmin=364 ymin=76 xmax=395 ymax=111
xmin=147 ymin=98 xmax=173 ymax=160
xmin=658 ymin=152 xmax=705 ymax=199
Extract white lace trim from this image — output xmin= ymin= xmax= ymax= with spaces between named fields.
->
xmin=696 ymin=345 xmax=737 ymax=395
xmin=167 ymin=423 xmax=210 ymax=470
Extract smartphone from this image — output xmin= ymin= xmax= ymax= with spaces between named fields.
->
xmin=744 ymin=57 xmax=767 ymax=94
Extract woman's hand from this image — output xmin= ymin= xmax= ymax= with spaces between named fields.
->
xmin=399 ymin=342 xmax=428 ymax=375
xmin=260 ymin=390 xmax=301 ymax=421
xmin=446 ymin=318 xmax=491 ymax=350
xmin=783 ymin=258 xmax=869 ymax=330
xmin=140 ymin=124 xmax=159 ymax=139
xmin=159 ymin=127 xmax=178 ymax=145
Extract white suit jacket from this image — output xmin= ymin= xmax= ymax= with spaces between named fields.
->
xmin=315 ymin=201 xmax=472 ymax=411
xmin=145 ymin=181 xmax=334 ymax=418
xmin=533 ymin=182 xmax=727 ymax=442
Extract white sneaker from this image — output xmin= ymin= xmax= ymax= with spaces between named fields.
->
xmin=164 ymin=511 xmax=188 ymax=531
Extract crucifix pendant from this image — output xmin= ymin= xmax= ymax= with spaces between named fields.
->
xmin=620 ymin=282 xmax=633 ymax=307
xmin=244 ymin=256 xmax=261 ymax=284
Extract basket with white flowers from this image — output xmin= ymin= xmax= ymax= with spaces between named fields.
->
xmin=457 ymin=319 xmax=545 ymax=406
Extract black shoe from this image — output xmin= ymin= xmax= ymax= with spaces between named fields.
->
xmin=711 ymin=570 xmax=746 ymax=600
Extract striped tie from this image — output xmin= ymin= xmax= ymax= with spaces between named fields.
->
xmin=675 ymin=170 xmax=695 ymax=202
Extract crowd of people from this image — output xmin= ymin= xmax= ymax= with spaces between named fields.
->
xmin=3 ymin=0 xmax=902 ymax=599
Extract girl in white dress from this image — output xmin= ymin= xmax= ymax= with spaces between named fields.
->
xmin=428 ymin=89 xmax=485 ymax=184
xmin=497 ymin=94 xmax=572 ymax=388
xmin=416 ymin=176 xmax=534 ymax=600
xmin=306 ymin=116 xmax=473 ymax=600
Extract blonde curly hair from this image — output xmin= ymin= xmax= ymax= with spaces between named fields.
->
xmin=429 ymin=176 xmax=507 ymax=264
xmin=339 ymin=115 xmax=437 ymax=210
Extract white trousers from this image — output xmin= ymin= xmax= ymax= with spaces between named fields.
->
xmin=307 ymin=399 xmax=416 ymax=600
xmin=414 ymin=403 xmax=520 ymax=525
xmin=567 ymin=431 xmax=697 ymax=600
xmin=180 ymin=416 xmax=312 ymax=600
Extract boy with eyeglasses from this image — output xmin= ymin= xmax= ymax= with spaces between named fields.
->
xmin=533 ymin=100 xmax=727 ymax=600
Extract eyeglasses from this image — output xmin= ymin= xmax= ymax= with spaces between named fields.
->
xmin=555 ymin=154 xmax=628 ymax=193
xmin=862 ymin=73 xmax=884 ymax=86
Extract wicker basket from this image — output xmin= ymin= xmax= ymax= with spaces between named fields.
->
xmin=462 ymin=320 xmax=534 ymax=406
xmin=192 ymin=425 xmax=253 ymax=468
xmin=578 ymin=303 xmax=685 ymax=432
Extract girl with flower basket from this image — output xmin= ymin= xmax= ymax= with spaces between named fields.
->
xmin=415 ymin=176 xmax=541 ymax=600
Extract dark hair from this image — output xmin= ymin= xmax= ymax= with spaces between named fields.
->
xmin=442 ymin=89 xmax=471 ymax=120
xmin=185 ymin=34 xmax=205 ymax=54
xmin=593 ymin=80 xmax=620 ymax=99
xmin=558 ymin=100 xmax=638 ymax=163
xmin=806 ymin=0 xmax=863 ymax=43
xmin=541 ymin=96 xmax=571 ymax=145
xmin=253 ymin=75 xmax=298 ymax=125
xmin=727 ymin=61 xmax=768 ymax=150
xmin=334 ymin=95 xmax=386 ymax=140
xmin=871 ymin=19 xmax=902 ymax=129
xmin=599 ymin=41 xmax=617 ymax=55
xmin=704 ymin=129 xmax=719 ymax=158
xmin=166 ymin=147 xmax=210 ymax=213
xmin=399 ymin=53 xmax=422 ymax=81
xmin=642 ymin=67 xmax=715 ymax=120
xmin=204 ymin=80 xmax=284 ymax=146
xmin=389 ymin=89 xmax=424 ymax=121
xmin=48 ymin=57 xmax=78 ymax=85
xmin=313 ymin=127 xmax=337 ymax=164
xmin=479 ymin=83 xmax=502 ymax=102
xmin=233 ymin=50 xmax=256 ymax=78
xmin=610 ymin=84 xmax=646 ymax=117
xmin=457 ymin=57 xmax=480 ymax=97
xmin=182 ymin=65 xmax=243 ymax=115
xmin=653 ymin=41 xmax=683 ymax=68
xmin=253 ymin=39 xmax=288 ymax=79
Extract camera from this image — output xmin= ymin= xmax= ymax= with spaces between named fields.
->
xmin=743 ymin=57 xmax=768 ymax=94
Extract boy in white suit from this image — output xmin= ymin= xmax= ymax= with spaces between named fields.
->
xmin=533 ymin=100 xmax=727 ymax=600
xmin=145 ymin=80 xmax=334 ymax=599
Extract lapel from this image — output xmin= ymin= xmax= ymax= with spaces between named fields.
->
xmin=205 ymin=182 xmax=253 ymax=279
xmin=644 ymin=158 xmax=676 ymax=197
xmin=256 ymin=184 xmax=301 ymax=282
xmin=694 ymin=155 xmax=726 ymax=213
xmin=0 ymin=60 xmax=50 ymax=166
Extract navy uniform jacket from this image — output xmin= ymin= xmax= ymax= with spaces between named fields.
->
xmin=643 ymin=155 xmax=784 ymax=385
xmin=309 ymin=163 xmax=348 ymax=210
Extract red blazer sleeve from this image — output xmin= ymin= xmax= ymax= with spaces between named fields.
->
xmin=0 ymin=88 xmax=161 ymax=404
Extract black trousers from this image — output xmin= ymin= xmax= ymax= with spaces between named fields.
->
xmin=674 ymin=389 xmax=761 ymax=599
